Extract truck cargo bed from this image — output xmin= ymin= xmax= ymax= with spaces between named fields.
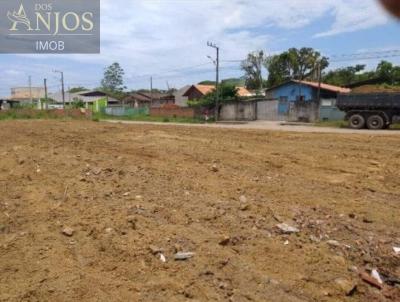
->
xmin=337 ymin=93 xmax=400 ymax=110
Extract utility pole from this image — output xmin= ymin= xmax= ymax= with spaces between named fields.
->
xmin=207 ymin=41 xmax=220 ymax=121
xmin=150 ymin=76 xmax=153 ymax=108
xmin=28 ymin=76 xmax=33 ymax=103
xmin=317 ymin=62 xmax=322 ymax=104
xmin=43 ymin=78 xmax=48 ymax=110
xmin=317 ymin=61 xmax=322 ymax=120
xmin=53 ymin=70 xmax=65 ymax=109
xmin=44 ymin=78 xmax=48 ymax=99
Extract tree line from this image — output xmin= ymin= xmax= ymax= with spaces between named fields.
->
xmin=241 ymin=48 xmax=400 ymax=91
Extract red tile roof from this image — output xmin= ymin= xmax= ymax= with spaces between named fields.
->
xmin=293 ymin=80 xmax=351 ymax=93
xmin=194 ymin=85 xmax=215 ymax=95
xmin=236 ymin=87 xmax=253 ymax=97
xmin=183 ymin=85 xmax=252 ymax=97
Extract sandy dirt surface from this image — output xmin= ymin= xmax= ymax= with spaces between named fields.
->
xmin=105 ymin=120 xmax=400 ymax=135
xmin=0 ymin=120 xmax=400 ymax=302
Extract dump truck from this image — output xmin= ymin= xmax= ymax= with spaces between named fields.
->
xmin=337 ymin=93 xmax=400 ymax=130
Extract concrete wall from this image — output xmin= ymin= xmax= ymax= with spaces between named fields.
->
xmin=174 ymin=86 xmax=190 ymax=107
xmin=320 ymin=106 xmax=345 ymax=121
xmin=11 ymin=87 xmax=45 ymax=100
xmin=319 ymin=99 xmax=345 ymax=121
xmin=288 ymin=100 xmax=319 ymax=122
xmin=220 ymin=103 xmax=236 ymax=120
xmin=220 ymin=98 xmax=321 ymax=122
xmin=257 ymin=100 xmax=282 ymax=121
xmin=219 ymin=102 xmax=256 ymax=121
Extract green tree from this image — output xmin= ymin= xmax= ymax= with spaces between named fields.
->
xmin=323 ymin=65 xmax=366 ymax=86
xmin=71 ymin=97 xmax=85 ymax=108
xmin=241 ymin=51 xmax=266 ymax=91
xmin=198 ymin=80 xmax=215 ymax=85
xmin=68 ymin=87 xmax=88 ymax=93
xmin=101 ymin=62 xmax=126 ymax=92
xmin=323 ymin=61 xmax=400 ymax=86
xmin=221 ymin=77 xmax=246 ymax=86
xmin=187 ymin=83 xmax=239 ymax=108
xmin=265 ymin=48 xmax=329 ymax=87
xmin=376 ymin=61 xmax=400 ymax=84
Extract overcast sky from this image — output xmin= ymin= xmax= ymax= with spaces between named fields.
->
xmin=0 ymin=0 xmax=399 ymax=95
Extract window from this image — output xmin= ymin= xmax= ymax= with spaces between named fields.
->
xmin=321 ymin=99 xmax=335 ymax=107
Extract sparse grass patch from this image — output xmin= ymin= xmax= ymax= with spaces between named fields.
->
xmin=0 ymin=109 xmax=89 ymax=121
xmin=94 ymin=112 xmax=207 ymax=124
xmin=314 ymin=120 xmax=348 ymax=128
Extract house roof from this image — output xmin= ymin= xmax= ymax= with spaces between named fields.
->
xmin=124 ymin=93 xmax=150 ymax=103
xmin=124 ymin=92 xmax=174 ymax=103
xmin=294 ymin=80 xmax=351 ymax=93
xmin=138 ymin=92 xmax=174 ymax=100
xmin=182 ymin=85 xmax=214 ymax=97
xmin=48 ymin=91 xmax=76 ymax=103
xmin=266 ymin=80 xmax=351 ymax=94
xmin=78 ymin=90 xmax=108 ymax=97
xmin=183 ymin=85 xmax=252 ymax=97
xmin=174 ymin=85 xmax=191 ymax=96
xmin=195 ymin=85 xmax=215 ymax=95
xmin=237 ymin=87 xmax=253 ymax=97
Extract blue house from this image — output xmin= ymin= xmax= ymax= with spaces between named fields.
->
xmin=265 ymin=80 xmax=351 ymax=120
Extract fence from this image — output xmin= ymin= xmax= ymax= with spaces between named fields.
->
xmin=104 ymin=107 xmax=149 ymax=117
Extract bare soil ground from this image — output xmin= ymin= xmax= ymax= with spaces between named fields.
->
xmin=0 ymin=120 xmax=400 ymax=302
xmin=105 ymin=120 xmax=400 ymax=135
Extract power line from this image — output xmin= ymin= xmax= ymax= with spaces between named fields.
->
xmin=330 ymin=53 xmax=400 ymax=62
xmin=328 ymin=49 xmax=400 ymax=59
xmin=221 ymin=49 xmax=400 ymax=64
xmin=2 ymin=50 xmax=400 ymax=93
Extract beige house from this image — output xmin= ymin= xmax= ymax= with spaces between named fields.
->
xmin=10 ymin=87 xmax=45 ymax=103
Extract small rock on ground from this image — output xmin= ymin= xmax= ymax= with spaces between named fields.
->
xmin=276 ymin=223 xmax=299 ymax=234
xmin=335 ymin=278 xmax=357 ymax=296
xmin=174 ymin=252 xmax=195 ymax=261
xmin=62 ymin=227 xmax=74 ymax=237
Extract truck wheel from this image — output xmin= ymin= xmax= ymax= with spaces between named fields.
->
xmin=367 ymin=115 xmax=385 ymax=130
xmin=349 ymin=114 xmax=365 ymax=129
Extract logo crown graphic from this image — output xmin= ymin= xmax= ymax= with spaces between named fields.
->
xmin=7 ymin=4 xmax=32 ymax=31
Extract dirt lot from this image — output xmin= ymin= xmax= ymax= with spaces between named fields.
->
xmin=0 ymin=120 xmax=400 ymax=302
xmin=105 ymin=120 xmax=400 ymax=135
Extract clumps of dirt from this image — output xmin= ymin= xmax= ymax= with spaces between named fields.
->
xmin=351 ymin=84 xmax=400 ymax=94
xmin=0 ymin=120 xmax=399 ymax=301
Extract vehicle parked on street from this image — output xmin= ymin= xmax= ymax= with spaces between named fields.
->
xmin=337 ymin=93 xmax=400 ymax=129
